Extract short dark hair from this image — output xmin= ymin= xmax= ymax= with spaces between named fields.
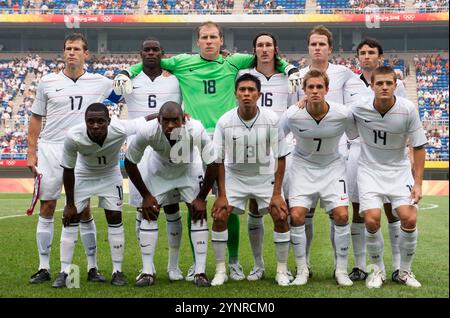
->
xmin=196 ymin=21 xmax=223 ymax=39
xmin=307 ymin=25 xmax=333 ymax=48
xmin=371 ymin=65 xmax=396 ymax=83
xmin=356 ymin=38 xmax=384 ymax=56
xmin=85 ymin=103 xmax=109 ymax=119
xmin=64 ymin=33 xmax=88 ymax=51
xmin=302 ymin=69 xmax=329 ymax=90
xmin=252 ymin=32 xmax=282 ymax=69
xmin=159 ymin=101 xmax=183 ymax=117
xmin=235 ymin=73 xmax=261 ymax=92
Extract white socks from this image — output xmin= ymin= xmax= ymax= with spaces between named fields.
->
xmin=80 ymin=218 xmax=97 ymax=271
xmin=248 ymin=213 xmax=265 ymax=269
xmin=365 ymin=228 xmax=385 ymax=273
xmin=274 ymin=231 xmax=290 ymax=273
xmin=334 ymin=223 xmax=350 ymax=273
xmin=351 ymin=222 xmax=366 ymax=271
xmin=166 ymin=211 xmax=182 ymax=271
xmin=191 ymin=220 xmax=209 ymax=274
xmin=108 ymin=224 xmax=125 ymax=273
xmin=399 ymin=227 xmax=418 ymax=273
xmin=305 ymin=212 xmax=314 ymax=266
xmin=388 ymin=220 xmax=401 ymax=271
xmin=212 ymin=230 xmax=228 ymax=273
xmin=60 ymin=224 xmax=78 ymax=273
xmin=290 ymin=225 xmax=307 ymax=270
xmin=36 ymin=216 xmax=54 ymax=270
xmin=139 ymin=219 xmax=158 ymax=275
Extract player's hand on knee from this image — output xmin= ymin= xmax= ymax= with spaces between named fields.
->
xmin=270 ymin=194 xmax=288 ymax=221
xmin=212 ymin=196 xmax=229 ymax=221
xmin=411 ymin=184 xmax=423 ymax=205
xmin=142 ymin=194 xmax=160 ymax=221
xmin=191 ymin=198 xmax=207 ymax=225
xmin=62 ymin=204 xmax=77 ymax=227
xmin=113 ymin=73 xmax=132 ymax=95
xmin=297 ymin=95 xmax=307 ymax=109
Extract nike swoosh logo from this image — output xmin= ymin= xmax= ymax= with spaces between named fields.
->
xmin=232 ymin=136 xmax=240 ymax=140
xmin=140 ymin=243 xmax=152 ymax=248
xmin=132 ymin=86 xmax=140 ymax=89
xmin=350 ymin=93 xmax=357 ymax=96
xmin=364 ymin=120 xmax=373 ymax=123
xmin=299 ymin=128 xmax=309 ymax=132
xmin=56 ymin=88 xmax=64 ymax=92
xmin=189 ymin=69 xmax=194 ymax=72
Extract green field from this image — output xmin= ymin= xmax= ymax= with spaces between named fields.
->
xmin=0 ymin=193 xmax=448 ymax=298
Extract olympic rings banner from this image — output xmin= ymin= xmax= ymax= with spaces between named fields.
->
xmin=0 ymin=12 xmax=448 ymax=24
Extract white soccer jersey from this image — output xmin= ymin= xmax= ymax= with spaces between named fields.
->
xmin=214 ymin=107 xmax=289 ymax=176
xmin=280 ymin=101 xmax=358 ymax=167
xmin=126 ymin=118 xmax=216 ymax=179
xmin=61 ymin=117 xmax=143 ymax=178
xmin=355 ymin=74 xmax=407 ymax=98
xmin=31 ymin=71 xmax=113 ymax=143
xmin=299 ymin=63 xmax=366 ymax=105
xmin=122 ymin=71 xmax=181 ymax=119
xmin=351 ymin=96 xmax=427 ymax=169
xmin=237 ymin=68 xmax=297 ymax=118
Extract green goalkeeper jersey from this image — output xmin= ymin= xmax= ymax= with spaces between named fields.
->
xmin=128 ymin=53 xmax=290 ymax=132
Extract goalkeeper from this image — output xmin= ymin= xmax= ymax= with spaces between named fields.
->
xmin=114 ymin=21 xmax=301 ymax=283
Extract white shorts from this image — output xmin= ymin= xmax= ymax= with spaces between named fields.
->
xmin=129 ymin=147 xmax=153 ymax=207
xmin=226 ymin=171 xmax=275 ymax=215
xmin=75 ymin=174 xmax=124 ymax=213
xmin=288 ymin=159 xmax=349 ymax=213
xmin=357 ymin=164 xmax=416 ymax=215
xmin=145 ymin=162 xmax=204 ymax=207
xmin=37 ymin=142 xmax=64 ymax=200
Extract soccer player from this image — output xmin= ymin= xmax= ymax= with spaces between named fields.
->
xmin=121 ymin=38 xmax=184 ymax=281
xmin=211 ymin=74 xmax=291 ymax=286
xmin=347 ymin=38 xmax=408 ymax=282
xmin=280 ymin=70 xmax=357 ymax=286
xmin=27 ymin=33 xmax=119 ymax=284
xmin=351 ymin=66 xmax=426 ymax=289
xmin=114 ymin=21 xmax=301 ymax=281
xmin=53 ymin=103 xmax=144 ymax=288
xmin=125 ymin=101 xmax=218 ymax=287
xmin=297 ymin=25 xmax=366 ymax=275
xmin=236 ymin=32 xmax=298 ymax=281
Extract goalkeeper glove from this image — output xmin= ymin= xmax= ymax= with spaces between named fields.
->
xmin=287 ymin=68 xmax=302 ymax=94
xmin=113 ymin=71 xmax=132 ymax=95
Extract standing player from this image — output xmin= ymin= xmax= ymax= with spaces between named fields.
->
xmin=114 ymin=21 xmax=301 ymax=281
xmin=352 ymin=66 xmax=426 ymax=288
xmin=211 ymin=74 xmax=291 ymax=286
xmin=347 ymin=38 xmax=408 ymax=282
xmin=236 ymin=32 xmax=298 ymax=281
xmin=53 ymin=103 xmax=144 ymax=287
xmin=297 ymin=25 xmax=366 ymax=275
xmin=121 ymin=38 xmax=184 ymax=281
xmin=280 ymin=70 xmax=356 ymax=286
xmin=27 ymin=34 xmax=119 ymax=284
xmin=125 ymin=102 xmax=218 ymax=287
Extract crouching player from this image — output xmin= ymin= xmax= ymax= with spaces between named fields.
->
xmin=125 ymin=101 xmax=218 ymax=287
xmin=53 ymin=103 xmax=145 ymax=288
xmin=280 ymin=70 xmax=358 ymax=286
xmin=351 ymin=66 xmax=426 ymax=289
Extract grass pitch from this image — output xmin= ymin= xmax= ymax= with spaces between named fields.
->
xmin=0 ymin=193 xmax=448 ymax=298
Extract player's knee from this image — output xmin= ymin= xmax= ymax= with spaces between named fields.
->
xmin=40 ymin=200 xmax=57 ymax=217
xmin=401 ymin=213 xmax=417 ymax=229
xmin=79 ymin=206 xmax=92 ymax=221
xmin=333 ymin=210 xmax=348 ymax=225
xmin=365 ymin=217 xmax=380 ymax=232
xmin=289 ymin=210 xmax=305 ymax=226
xmin=212 ymin=219 xmax=227 ymax=232
xmin=105 ymin=211 xmax=122 ymax=225
xmin=273 ymin=219 xmax=289 ymax=233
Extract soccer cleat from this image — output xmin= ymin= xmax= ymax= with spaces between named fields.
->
xmin=168 ymin=268 xmax=184 ymax=281
xmin=391 ymin=269 xmax=400 ymax=283
xmin=51 ymin=272 xmax=68 ymax=288
xmin=193 ymin=273 xmax=211 ymax=287
xmin=366 ymin=270 xmax=386 ymax=289
xmin=335 ymin=270 xmax=354 ymax=287
xmin=275 ymin=271 xmax=291 ymax=286
xmin=111 ymin=271 xmax=127 ymax=286
xmin=291 ymin=267 xmax=309 ymax=286
xmin=287 ymin=269 xmax=295 ymax=282
xmin=29 ymin=269 xmax=51 ymax=284
xmin=211 ymin=271 xmax=228 ymax=286
xmin=185 ymin=264 xmax=195 ymax=282
xmin=247 ymin=267 xmax=265 ymax=281
xmin=397 ymin=271 xmax=422 ymax=288
xmin=87 ymin=268 xmax=106 ymax=283
xmin=228 ymin=263 xmax=245 ymax=281
xmin=349 ymin=267 xmax=368 ymax=281
xmin=135 ymin=273 xmax=155 ymax=287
